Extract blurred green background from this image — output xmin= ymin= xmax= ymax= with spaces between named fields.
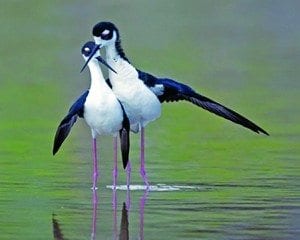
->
xmin=0 ymin=1 xmax=299 ymax=239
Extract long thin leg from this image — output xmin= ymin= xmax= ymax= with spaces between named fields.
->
xmin=92 ymin=138 xmax=98 ymax=190
xmin=112 ymin=136 xmax=118 ymax=188
xmin=140 ymin=127 xmax=149 ymax=187
xmin=126 ymin=160 xmax=131 ymax=189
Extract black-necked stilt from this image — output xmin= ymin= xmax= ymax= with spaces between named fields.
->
xmin=53 ymin=41 xmax=130 ymax=189
xmin=82 ymin=21 xmax=269 ymax=186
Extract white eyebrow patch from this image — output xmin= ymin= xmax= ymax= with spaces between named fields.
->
xmin=102 ymin=29 xmax=110 ymax=35
xmin=84 ymin=47 xmax=90 ymax=52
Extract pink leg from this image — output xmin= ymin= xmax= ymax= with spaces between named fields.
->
xmin=126 ymin=160 xmax=131 ymax=189
xmin=92 ymin=138 xmax=98 ymax=190
xmin=112 ymin=137 xmax=118 ymax=188
xmin=140 ymin=127 xmax=149 ymax=187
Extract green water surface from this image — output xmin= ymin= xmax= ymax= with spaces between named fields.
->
xmin=0 ymin=1 xmax=299 ymax=239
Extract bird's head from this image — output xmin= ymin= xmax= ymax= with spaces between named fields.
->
xmin=80 ymin=41 xmax=117 ymax=73
xmin=92 ymin=21 xmax=119 ymax=48
xmin=81 ymin=22 xmax=123 ymax=73
xmin=81 ymin=41 xmax=99 ymax=62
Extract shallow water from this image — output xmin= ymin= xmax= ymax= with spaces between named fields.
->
xmin=1 ymin=1 xmax=300 ymax=239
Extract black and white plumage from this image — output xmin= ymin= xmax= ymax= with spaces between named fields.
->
xmin=52 ymin=90 xmax=88 ymax=155
xmin=87 ymin=21 xmax=268 ymax=135
xmin=137 ymin=70 xmax=269 ymax=135
xmin=52 ymin=88 xmax=130 ymax=168
xmin=53 ymin=41 xmax=130 ymax=188
xmin=81 ymin=22 xmax=269 ymax=186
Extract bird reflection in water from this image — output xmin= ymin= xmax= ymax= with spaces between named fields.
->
xmin=119 ymin=202 xmax=129 ymax=240
xmin=52 ymin=214 xmax=65 ymax=240
xmin=52 ymin=188 xmax=149 ymax=239
xmin=112 ymin=188 xmax=129 ymax=240
xmin=139 ymin=190 xmax=149 ymax=240
xmin=112 ymin=188 xmax=149 ymax=240
xmin=91 ymin=189 xmax=99 ymax=240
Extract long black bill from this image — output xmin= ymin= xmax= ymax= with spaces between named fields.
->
xmin=96 ymin=56 xmax=117 ymax=74
xmin=80 ymin=44 xmax=100 ymax=73
xmin=80 ymin=44 xmax=117 ymax=74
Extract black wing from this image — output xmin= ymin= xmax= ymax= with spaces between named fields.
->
xmin=106 ymin=78 xmax=130 ymax=168
xmin=118 ymin=100 xmax=130 ymax=169
xmin=96 ymin=78 xmax=130 ymax=168
xmin=138 ymin=70 xmax=268 ymax=135
xmin=52 ymin=91 xmax=89 ymax=155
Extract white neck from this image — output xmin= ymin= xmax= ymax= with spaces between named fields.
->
xmin=88 ymin=61 xmax=109 ymax=91
xmin=106 ymin=44 xmax=121 ymax=63
xmin=103 ymin=44 xmax=139 ymax=85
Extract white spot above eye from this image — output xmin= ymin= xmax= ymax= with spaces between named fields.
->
xmin=84 ymin=47 xmax=90 ymax=52
xmin=102 ymin=29 xmax=110 ymax=35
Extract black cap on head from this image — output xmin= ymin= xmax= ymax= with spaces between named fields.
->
xmin=92 ymin=21 xmax=130 ymax=63
xmin=92 ymin=21 xmax=118 ymax=40
xmin=81 ymin=41 xmax=96 ymax=57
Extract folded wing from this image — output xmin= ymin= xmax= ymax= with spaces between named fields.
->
xmin=118 ymin=100 xmax=130 ymax=169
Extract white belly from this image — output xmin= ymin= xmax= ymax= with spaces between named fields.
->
xmin=114 ymin=80 xmax=161 ymax=127
xmin=110 ymin=62 xmax=161 ymax=128
xmin=84 ymin=92 xmax=123 ymax=137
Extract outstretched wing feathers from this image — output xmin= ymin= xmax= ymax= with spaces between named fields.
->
xmin=138 ymin=70 xmax=268 ymax=135
xmin=160 ymin=78 xmax=269 ymax=135
xmin=181 ymin=91 xmax=269 ymax=135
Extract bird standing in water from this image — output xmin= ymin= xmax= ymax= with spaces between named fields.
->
xmin=53 ymin=41 xmax=130 ymax=189
xmin=81 ymin=21 xmax=269 ymax=187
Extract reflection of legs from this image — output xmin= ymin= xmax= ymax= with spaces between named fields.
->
xmin=140 ymin=127 xmax=149 ymax=187
xmin=126 ymin=160 xmax=131 ymax=189
xmin=126 ymin=187 xmax=131 ymax=212
xmin=92 ymin=138 xmax=98 ymax=190
xmin=139 ymin=190 xmax=149 ymax=240
xmin=112 ymin=188 xmax=117 ymax=240
xmin=120 ymin=203 xmax=129 ymax=239
xmin=112 ymin=137 xmax=118 ymax=188
xmin=91 ymin=189 xmax=98 ymax=240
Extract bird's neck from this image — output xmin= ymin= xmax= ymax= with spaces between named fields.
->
xmin=106 ymin=40 xmax=130 ymax=64
xmin=88 ymin=62 xmax=109 ymax=91
xmin=106 ymin=44 xmax=120 ymax=63
xmin=105 ymin=42 xmax=137 ymax=82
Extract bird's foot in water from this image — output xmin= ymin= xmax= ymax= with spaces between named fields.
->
xmin=112 ymin=168 xmax=118 ymax=188
xmin=140 ymin=169 xmax=150 ymax=189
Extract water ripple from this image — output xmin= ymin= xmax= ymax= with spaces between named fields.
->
xmin=106 ymin=184 xmax=210 ymax=192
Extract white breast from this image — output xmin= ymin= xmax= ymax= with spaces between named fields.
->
xmin=109 ymin=60 xmax=161 ymax=128
xmin=84 ymin=90 xmax=123 ymax=137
